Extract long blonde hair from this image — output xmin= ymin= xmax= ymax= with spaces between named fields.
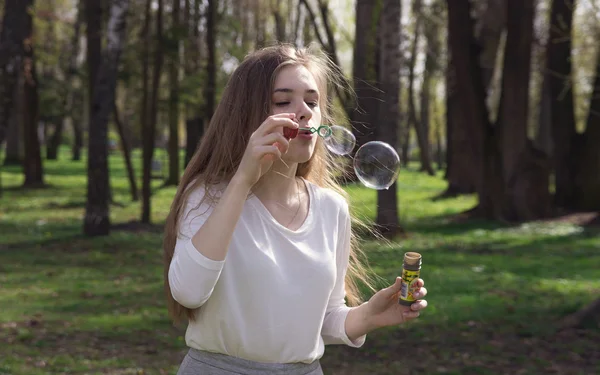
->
xmin=163 ymin=43 xmax=376 ymax=324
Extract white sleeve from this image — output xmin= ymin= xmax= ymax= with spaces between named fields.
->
xmin=168 ymin=187 xmax=225 ymax=309
xmin=321 ymin=206 xmax=366 ymax=347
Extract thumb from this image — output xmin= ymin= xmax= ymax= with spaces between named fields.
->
xmin=384 ymin=277 xmax=402 ymax=296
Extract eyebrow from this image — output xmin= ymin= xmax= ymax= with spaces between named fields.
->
xmin=273 ymin=88 xmax=319 ymax=95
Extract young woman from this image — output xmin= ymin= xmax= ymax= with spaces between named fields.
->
xmin=163 ymin=44 xmax=428 ymax=375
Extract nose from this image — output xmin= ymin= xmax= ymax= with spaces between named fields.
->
xmin=295 ymin=102 xmax=313 ymax=124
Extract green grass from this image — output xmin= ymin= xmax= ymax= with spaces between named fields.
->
xmin=1 ymin=146 xmax=599 ymax=375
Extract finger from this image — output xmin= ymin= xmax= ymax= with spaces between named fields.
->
xmin=412 ymin=287 xmax=427 ymax=299
xmin=260 ymin=133 xmax=290 ymax=151
xmin=410 ymin=300 xmax=428 ymax=311
xmin=258 ymin=115 xmax=299 ymax=135
xmin=402 ymin=311 xmax=420 ymax=320
xmin=414 ymin=278 xmax=425 ymax=288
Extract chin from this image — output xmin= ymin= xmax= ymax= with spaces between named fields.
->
xmin=283 ymin=151 xmax=314 ymax=165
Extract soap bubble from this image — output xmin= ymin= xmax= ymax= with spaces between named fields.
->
xmin=323 ymin=125 xmax=356 ymax=156
xmin=353 ymin=141 xmax=400 ymax=190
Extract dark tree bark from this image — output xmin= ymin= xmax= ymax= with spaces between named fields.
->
xmin=139 ymin=0 xmax=151 ymax=220
xmin=547 ymin=0 xmax=577 ymax=209
xmin=0 ymin=0 xmax=28 ymax=147
xmin=418 ymin=0 xmax=440 ymax=176
xmin=83 ymin=0 xmax=130 ymax=236
xmin=113 ymin=101 xmax=138 ymax=201
xmin=476 ymin=0 xmax=506 ymax=102
xmin=447 ymin=0 xmax=503 ymax=219
xmin=71 ymin=96 xmax=84 ymax=160
xmin=46 ymin=119 xmax=63 ymax=160
xmin=0 ymin=0 xmax=27 ymax=195
xmin=165 ymin=0 xmax=181 ymax=186
xmin=535 ymin=68 xmax=553 ymax=157
xmin=444 ymin=24 xmax=478 ymax=196
xmin=435 ymin=121 xmax=443 ymax=170
xmin=399 ymin=116 xmax=410 ymax=168
xmin=22 ymin=0 xmax=44 ymax=187
xmin=497 ymin=0 xmax=550 ymax=220
xmin=141 ymin=0 xmax=164 ymax=224
xmin=4 ymin=71 xmax=21 ymax=166
xmin=272 ymin=1 xmax=286 ymax=42
xmin=86 ymin=0 xmax=102 ymax=124
xmin=254 ymin=0 xmax=266 ymax=48
xmin=341 ymin=0 xmax=382 ymax=183
xmin=185 ymin=117 xmax=203 ymax=167
xmin=70 ymin=0 xmax=84 ymax=161
xmin=572 ymin=46 xmax=600 ymax=210
xmin=205 ymin=0 xmax=216 ymax=122
xmin=376 ymin=0 xmax=402 ymax=238
xmin=444 ymin=0 xmax=506 ymax=196
xmin=48 ymin=0 xmax=82 ymax=161
xmin=408 ymin=0 xmax=434 ymax=176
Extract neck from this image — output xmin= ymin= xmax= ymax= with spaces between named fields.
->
xmin=252 ymin=160 xmax=300 ymax=204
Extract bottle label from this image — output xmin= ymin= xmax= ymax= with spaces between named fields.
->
xmin=399 ymin=269 xmax=420 ymax=303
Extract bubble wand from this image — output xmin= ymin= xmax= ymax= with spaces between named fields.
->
xmin=283 ymin=125 xmax=331 ymax=140
xmin=284 ymin=124 xmax=401 ymax=190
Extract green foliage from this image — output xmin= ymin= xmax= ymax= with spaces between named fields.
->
xmin=0 ymin=148 xmax=598 ymax=374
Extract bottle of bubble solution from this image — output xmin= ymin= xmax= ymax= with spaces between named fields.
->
xmin=398 ymin=252 xmax=422 ymax=306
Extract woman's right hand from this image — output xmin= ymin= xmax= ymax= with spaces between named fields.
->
xmin=233 ymin=113 xmax=299 ymax=189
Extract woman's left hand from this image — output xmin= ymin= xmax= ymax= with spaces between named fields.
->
xmin=365 ymin=277 xmax=428 ymax=329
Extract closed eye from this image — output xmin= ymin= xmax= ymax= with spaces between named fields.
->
xmin=306 ymin=102 xmax=318 ymax=108
xmin=275 ymin=102 xmax=290 ymax=107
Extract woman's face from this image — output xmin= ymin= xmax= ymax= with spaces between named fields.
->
xmin=270 ymin=64 xmax=322 ymax=164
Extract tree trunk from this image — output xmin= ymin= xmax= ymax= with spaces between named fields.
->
xmin=46 ymin=119 xmax=64 ymax=160
xmin=572 ymin=46 xmax=600 ymax=210
xmin=4 ymin=75 xmax=21 ymax=166
xmin=165 ymin=0 xmax=180 ymax=186
xmin=142 ymin=0 xmax=164 ymax=224
xmin=476 ymin=0 xmax=506 ymax=122
xmin=435 ymin=121 xmax=443 ymax=170
xmin=185 ymin=117 xmax=203 ymax=167
xmin=86 ymin=0 xmax=102 ymax=126
xmin=21 ymin=0 xmax=44 ymax=188
xmin=67 ymin=0 xmax=83 ymax=162
xmin=497 ymin=0 xmax=550 ymax=221
xmin=376 ymin=0 xmax=402 ymax=238
xmin=299 ymin=0 xmax=352 ymax=119
xmin=71 ymin=99 xmax=84 ymax=161
xmin=254 ymin=0 xmax=266 ymax=48
xmin=560 ymin=296 xmax=600 ymax=329
xmin=400 ymin=117 xmax=410 ymax=168
xmin=140 ymin=0 xmax=152 ymax=222
xmin=83 ymin=0 xmax=130 ymax=236
xmin=535 ymin=71 xmax=553 ymax=157
xmin=0 ymin=0 xmax=28 ymax=147
xmin=408 ymin=0 xmax=436 ymax=176
xmin=408 ymin=0 xmax=433 ymax=176
xmin=272 ymin=1 xmax=286 ymax=42
xmin=205 ymin=0 xmax=216 ymax=123
xmin=345 ymin=0 xmax=382 ymax=182
xmin=444 ymin=0 xmax=506 ymax=196
xmin=547 ymin=0 xmax=577 ymax=209
xmin=443 ymin=43 xmax=478 ymax=196
xmin=447 ymin=0 xmax=503 ymax=219
xmin=113 ymin=101 xmax=138 ymax=201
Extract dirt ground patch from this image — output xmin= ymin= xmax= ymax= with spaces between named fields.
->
xmin=2 ymin=319 xmax=599 ymax=375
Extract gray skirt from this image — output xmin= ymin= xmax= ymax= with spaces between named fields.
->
xmin=176 ymin=348 xmax=324 ymax=375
